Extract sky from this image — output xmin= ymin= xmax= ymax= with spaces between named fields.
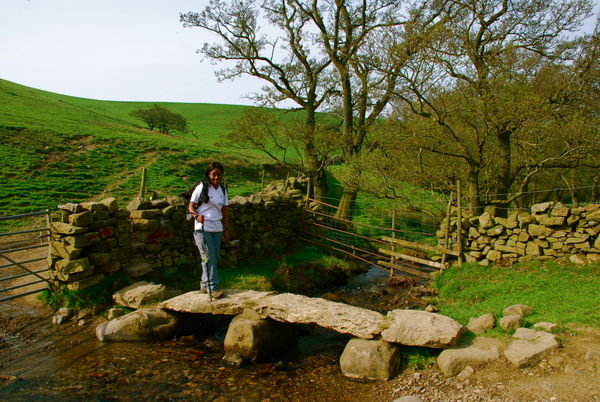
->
xmin=0 ymin=0 xmax=263 ymax=106
xmin=0 ymin=0 xmax=598 ymax=107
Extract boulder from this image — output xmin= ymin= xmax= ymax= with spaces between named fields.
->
xmin=224 ymin=313 xmax=297 ymax=362
xmin=161 ymin=290 xmax=276 ymax=316
xmin=467 ymin=313 xmax=496 ymax=334
xmin=502 ymin=304 xmax=532 ymax=318
xmin=253 ymin=293 xmax=385 ymax=339
xmin=437 ymin=337 xmax=501 ymax=377
xmin=95 ymin=307 xmax=179 ymax=342
xmin=500 ymin=314 xmax=523 ymax=330
xmin=533 ymin=322 xmax=558 ymax=332
xmin=503 ymin=328 xmax=559 ymax=368
xmin=381 ymin=310 xmax=464 ymax=348
xmin=340 ymin=338 xmax=402 ymax=380
xmin=113 ymin=281 xmax=167 ymax=309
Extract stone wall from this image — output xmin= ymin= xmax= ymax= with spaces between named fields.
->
xmin=438 ymin=202 xmax=600 ymax=266
xmin=49 ymin=178 xmax=308 ymax=291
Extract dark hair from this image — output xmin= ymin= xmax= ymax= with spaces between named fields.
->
xmin=204 ymin=161 xmax=224 ymax=179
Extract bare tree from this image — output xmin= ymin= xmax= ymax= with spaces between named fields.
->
xmin=181 ymin=0 xmax=335 ymax=200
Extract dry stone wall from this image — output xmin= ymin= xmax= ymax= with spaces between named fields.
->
xmin=49 ymin=179 xmax=307 ymax=291
xmin=438 ymin=202 xmax=600 ymax=266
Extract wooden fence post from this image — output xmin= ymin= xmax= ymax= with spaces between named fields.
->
xmin=390 ymin=209 xmax=397 ymax=278
xmin=441 ymin=192 xmax=454 ymax=266
xmin=139 ymin=168 xmax=147 ymax=199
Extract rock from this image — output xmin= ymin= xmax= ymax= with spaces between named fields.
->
xmin=162 ymin=290 xmax=276 ymax=316
xmin=502 ymin=304 xmax=533 ymax=317
xmin=500 ymin=314 xmax=523 ymax=330
xmin=533 ymin=322 xmax=558 ymax=332
xmin=528 ymin=224 xmax=553 ymax=237
xmin=584 ymin=350 xmax=600 ymax=360
xmin=467 ymin=313 xmax=496 ymax=334
xmin=393 ymin=397 xmax=423 ymax=402
xmin=537 ymin=215 xmax=565 ymax=226
xmin=222 ymin=352 xmax=248 ymax=368
xmin=95 ymin=307 xmax=179 ymax=342
xmin=381 ymin=309 xmax=464 ymax=348
xmin=107 ymin=307 xmax=130 ymax=320
xmin=478 ymin=212 xmax=493 ymax=229
xmin=503 ymin=328 xmax=559 ymax=367
xmin=457 ymin=365 xmax=475 ymax=379
xmin=52 ymin=307 xmax=76 ymax=325
xmin=339 ymin=338 xmax=402 ymax=380
xmin=223 ymin=314 xmax=297 ymax=362
xmin=531 ymin=202 xmax=553 ymax=214
xmin=425 ymin=304 xmax=439 ymax=312
xmin=437 ymin=337 xmax=501 ymax=376
xmin=569 ymin=254 xmax=587 ymax=265
xmin=113 ymin=281 xmax=167 ymax=309
xmin=253 ymin=293 xmax=385 ymax=339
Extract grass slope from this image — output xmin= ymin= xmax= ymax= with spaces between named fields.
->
xmin=0 ymin=79 xmax=274 ymax=223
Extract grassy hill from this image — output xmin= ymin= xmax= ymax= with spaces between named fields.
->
xmin=0 ymin=78 xmax=277 ymax=222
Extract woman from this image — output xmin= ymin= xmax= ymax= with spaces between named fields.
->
xmin=188 ymin=161 xmax=229 ymax=299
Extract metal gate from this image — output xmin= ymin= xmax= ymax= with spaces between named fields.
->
xmin=0 ymin=210 xmax=52 ymax=303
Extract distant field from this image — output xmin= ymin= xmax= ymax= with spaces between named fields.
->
xmin=0 ymin=79 xmax=278 ymax=223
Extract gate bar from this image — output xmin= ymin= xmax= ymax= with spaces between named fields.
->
xmin=0 ymin=278 xmax=47 ymax=293
xmin=0 ymin=210 xmax=50 ymax=221
xmin=0 ymin=268 xmax=49 ymax=282
xmin=0 ymin=243 xmax=48 ymax=254
xmin=0 ymin=228 xmax=50 ymax=237
xmin=0 ymin=288 xmax=46 ymax=303
xmin=0 ymin=253 xmax=52 ymax=286
xmin=0 ymin=257 xmax=47 ymax=270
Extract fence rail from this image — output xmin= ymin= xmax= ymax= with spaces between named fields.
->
xmin=301 ymin=198 xmax=443 ymax=282
xmin=0 ymin=210 xmax=51 ymax=303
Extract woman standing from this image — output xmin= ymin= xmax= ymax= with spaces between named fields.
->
xmin=188 ymin=162 xmax=229 ymax=299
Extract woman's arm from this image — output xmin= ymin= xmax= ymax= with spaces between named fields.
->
xmin=188 ymin=202 xmax=204 ymax=223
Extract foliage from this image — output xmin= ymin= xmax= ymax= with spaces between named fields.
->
xmin=130 ymin=104 xmax=188 ymax=134
xmin=433 ymin=260 xmax=600 ymax=327
xmin=38 ymin=271 xmax=130 ymax=310
xmin=385 ymin=0 xmax=598 ymax=211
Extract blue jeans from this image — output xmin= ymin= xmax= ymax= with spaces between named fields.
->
xmin=193 ymin=230 xmax=223 ymax=291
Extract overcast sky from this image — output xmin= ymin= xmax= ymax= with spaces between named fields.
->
xmin=0 ymin=0 xmax=263 ymax=105
xmin=1 ymin=0 xmax=598 ymax=106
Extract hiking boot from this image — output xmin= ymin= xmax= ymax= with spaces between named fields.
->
xmin=199 ymin=288 xmax=207 ymax=294
xmin=210 ymin=290 xmax=224 ymax=299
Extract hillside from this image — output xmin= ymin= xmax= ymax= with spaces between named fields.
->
xmin=0 ymin=79 xmax=273 ymax=220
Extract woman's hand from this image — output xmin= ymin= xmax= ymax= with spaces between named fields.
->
xmin=223 ymin=228 xmax=230 ymax=243
xmin=195 ymin=214 xmax=205 ymax=223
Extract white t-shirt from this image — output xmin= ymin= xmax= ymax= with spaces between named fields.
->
xmin=190 ymin=182 xmax=228 ymax=232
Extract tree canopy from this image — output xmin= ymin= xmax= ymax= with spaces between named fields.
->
xmin=130 ymin=104 xmax=187 ymax=134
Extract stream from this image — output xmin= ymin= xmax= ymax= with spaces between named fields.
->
xmin=0 ymin=267 xmax=434 ymax=401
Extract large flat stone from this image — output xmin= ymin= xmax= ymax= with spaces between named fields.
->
xmin=161 ymin=289 xmax=275 ymax=316
xmin=381 ymin=309 xmax=464 ymax=348
xmin=503 ymin=328 xmax=559 ymax=367
xmin=252 ymin=293 xmax=385 ymax=339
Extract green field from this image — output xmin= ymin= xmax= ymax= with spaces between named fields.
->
xmin=0 ymin=79 xmax=277 ymax=222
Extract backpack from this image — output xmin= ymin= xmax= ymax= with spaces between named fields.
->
xmin=181 ymin=181 xmax=227 ymax=220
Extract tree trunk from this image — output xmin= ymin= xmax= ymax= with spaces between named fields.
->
xmin=466 ymin=166 xmax=482 ymax=215
xmin=311 ymin=169 xmax=327 ymax=201
xmin=335 ymin=188 xmax=357 ymax=221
